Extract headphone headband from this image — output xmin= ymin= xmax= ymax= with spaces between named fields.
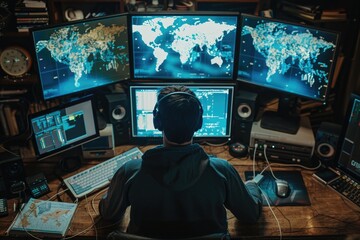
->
xmin=153 ymin=91 xmax=203 ymax=132
xmin=155 ymin=91 xmax=202 ymax=111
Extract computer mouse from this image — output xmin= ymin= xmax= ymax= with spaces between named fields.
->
xmin=274 ymin=179 xmax=291 ymax=198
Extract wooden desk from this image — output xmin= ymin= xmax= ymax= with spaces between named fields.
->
xmin=1 ymin=145 xmax=359 ymax=239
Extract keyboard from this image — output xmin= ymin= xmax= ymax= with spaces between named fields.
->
xmin=328 ymin=175 xmax=360 ymax=208
xmin=64 ymin=147 xmax=143 ymax=198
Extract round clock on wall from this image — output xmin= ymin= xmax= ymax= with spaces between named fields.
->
xmin=0 ymin=46 xmax=32 ymax=77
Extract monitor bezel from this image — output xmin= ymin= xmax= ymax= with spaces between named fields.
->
xmin=129 ymin=82 xmax=235 ymax=145
xmin=129 ymin=11 xmax=240 ymax=82
xmin=28 ymin=95 xmax=100 ymax=161
xmin=236 ymin=13 xmax=341 ymax=103
xmin=30 ymin=13 xmax=131 ymax=101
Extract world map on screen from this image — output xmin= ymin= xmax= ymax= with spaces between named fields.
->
xmin=132 ymin=16 xmax=237 ymax=79
xmin=35 ymin=23 xmax=129 ymax=88
xmin=241 ymin=22 xmax=336 ymax=86
xmin=237 ymin=16 xmax=339 ymax=100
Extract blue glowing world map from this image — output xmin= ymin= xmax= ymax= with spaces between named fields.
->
xmin=132 ymin=16 xmax=237 ymax=79
xmin=33 ymin=17 xmax=129 ymax=100
xmin=238 ymin=17 xmax=338 ymax=100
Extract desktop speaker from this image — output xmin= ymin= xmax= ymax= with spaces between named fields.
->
xmin=0 ymin=153 xmax=25 ymax=198
xmin=104 ymin=93 xmax=130 ymax=146
xmin=231 ymin=90 xmax=258 ymax=145
xmin=314 ymin=122 xmax=342 ymax=166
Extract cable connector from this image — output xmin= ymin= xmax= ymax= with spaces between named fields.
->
xmin=253 ymin=174 xmax=264 ymax=185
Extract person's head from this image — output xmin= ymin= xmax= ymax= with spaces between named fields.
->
xmin=153 ymin=86 xmax=203 ymax=145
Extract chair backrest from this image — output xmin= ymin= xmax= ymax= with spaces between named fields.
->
xmin=107 ymin=230 xmax=231 ymax=240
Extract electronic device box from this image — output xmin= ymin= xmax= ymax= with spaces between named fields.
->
xmin=249 ymin=117 xmax=315 ymax=167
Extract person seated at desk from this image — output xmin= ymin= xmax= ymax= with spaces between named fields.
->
xmin=99 ymin=86 xmax=263 ymax=238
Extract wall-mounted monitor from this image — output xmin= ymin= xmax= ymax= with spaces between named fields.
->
xmin=29 ymin=95 xmax=99 ymax=160
xmin=237 ymin=14 xmax=340 ymax=133
xmin=130 ymin=12 xmax=239 ymax=81
xmin=31 ymin=14 xmax=130 ymax=101
xmin=130 ymin=84 xmax=234 ymax=144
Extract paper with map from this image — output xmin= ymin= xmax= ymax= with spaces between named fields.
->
xmin=7 ymin=198 xmax=77 ymax=237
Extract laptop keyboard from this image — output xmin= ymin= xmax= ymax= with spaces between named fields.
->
xmin=328 ymin=175 xmax=360 ymax=208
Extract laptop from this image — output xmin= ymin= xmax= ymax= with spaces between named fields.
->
xmin=325 ymin=94 xmax=360 ymax=208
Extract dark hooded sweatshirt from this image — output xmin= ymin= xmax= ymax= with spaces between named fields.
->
xmin=99 ymin=144 xmax=262 ymax=238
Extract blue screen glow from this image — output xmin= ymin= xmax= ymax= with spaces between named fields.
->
xmin=29 ymin=97 xmax=98 ymax=158
xmin=131 ymin=14 xmax=238 ymax=80
xmin=130 ymin=85 xmax=234 ymax=138
xmin=32 ymin=14 xmax=130 ymax=101
xmin=237 ymin=14 xmax=339 ymax=101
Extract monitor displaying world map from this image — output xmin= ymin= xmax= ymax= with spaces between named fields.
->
xmin=32 ymin=14 xmax=130 ymax=101
xmin=131 ymin=13 xmax=238 ymax=80
xmin=237 ymin=14 xmax=340 ymax=101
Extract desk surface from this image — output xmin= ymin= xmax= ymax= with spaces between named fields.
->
xmin=1 ymin=144 xmax=359 ymax=239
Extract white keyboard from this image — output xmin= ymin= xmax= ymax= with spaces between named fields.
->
xmin=64 ymin=147 xmax=143 ymax=198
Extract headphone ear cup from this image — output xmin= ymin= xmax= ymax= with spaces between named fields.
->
xmin=194 ymin=109 xmax=203 ymax=132
xmin=153 ymin=109 xmax=163 ymax=131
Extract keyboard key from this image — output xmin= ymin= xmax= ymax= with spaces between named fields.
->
xmin=64 ymin=147 xmax=143 ymax=198
xmin=329 ymin=175 xmax=360 ymax=208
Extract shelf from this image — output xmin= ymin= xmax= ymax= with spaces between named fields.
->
xmin=194 ymin=0 xmax=258 ymax=13
xmin=48 ymin=0 xmax=125 ymax=24
xmin=0 ymin=74 xmax=37 ymax=86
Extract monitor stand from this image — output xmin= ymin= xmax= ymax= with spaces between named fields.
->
xmin=57 ymin=147 xmax=83 ymax=173
xmin=261 ymin=111 xmax=300 ymax=134
xmin=260 ymin=96 xmax=301 ymax=134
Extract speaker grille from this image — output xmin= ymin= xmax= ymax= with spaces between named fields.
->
xmin=314 ymin=122 xmax=341 ymax=165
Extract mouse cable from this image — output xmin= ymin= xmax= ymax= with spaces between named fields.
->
xmin=252 ymin=143 xmax=258 ymax=177
xmin=252 ymin=143 xmax=271 ymax=179
xmin=91 ymin=187 xmax=109 ymax=216
xmin=253 ymin=145 xmax=282 ymax=240
xmin=64 ymin=197 xmax=101 ymax=240
xmin=263 ymin=145 xmax=280 ymax=181
xmin=48 ymin=188 xmax=69 ymax=202
xmin=259 ymin=186 xmax=283 ymax=240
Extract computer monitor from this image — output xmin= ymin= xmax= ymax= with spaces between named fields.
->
xmin=29 ymin=95 xmax=99 ymax=160
xmin=31 ymin=13 xmax=130 ymax=101
xmin=130 ymin=12 xmax=239 ymax=80
xmin=237 ymin=14 xmax=340 ymax=133
xmin=336 ymin=94 xmax=360 ymax=181
xmin=130 ymin=84 xmax=234 ymax=144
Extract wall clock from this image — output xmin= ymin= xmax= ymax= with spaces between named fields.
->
xmin=0 ymin=46 xmax=32 ymax=77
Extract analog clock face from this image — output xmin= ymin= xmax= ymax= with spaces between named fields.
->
xmin=0 ymin=46 xmax=32 ymax=77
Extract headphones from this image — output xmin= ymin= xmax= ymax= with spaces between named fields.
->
xmin=153 ymin=91 xmax=203 ymax=132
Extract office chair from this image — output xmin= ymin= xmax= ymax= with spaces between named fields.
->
xmin=107 ymin=230 xmax=231 ymax=240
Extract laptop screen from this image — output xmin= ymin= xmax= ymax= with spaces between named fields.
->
xmin=337 ymin=94 xmax=360 ymax=181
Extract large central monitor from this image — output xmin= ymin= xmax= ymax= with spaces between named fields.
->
xmin=29 ymin=95 xmax=99 ymax=160
xmin=130 ymin=84 xmax=234 ymax=144
xmin=237 ymin=14 xmax=340 ymax=133
xmin=31 ymin=13 xmax=130 ymax=101
xmin=130 ymin=12 xmax=239 ymax=80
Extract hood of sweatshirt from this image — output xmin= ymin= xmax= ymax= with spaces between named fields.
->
xmin=141 ymin=144 xmax=209 ymax=191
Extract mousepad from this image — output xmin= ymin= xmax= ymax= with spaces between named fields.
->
xmin=245 ymin=171 xmax=311 ymax=206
